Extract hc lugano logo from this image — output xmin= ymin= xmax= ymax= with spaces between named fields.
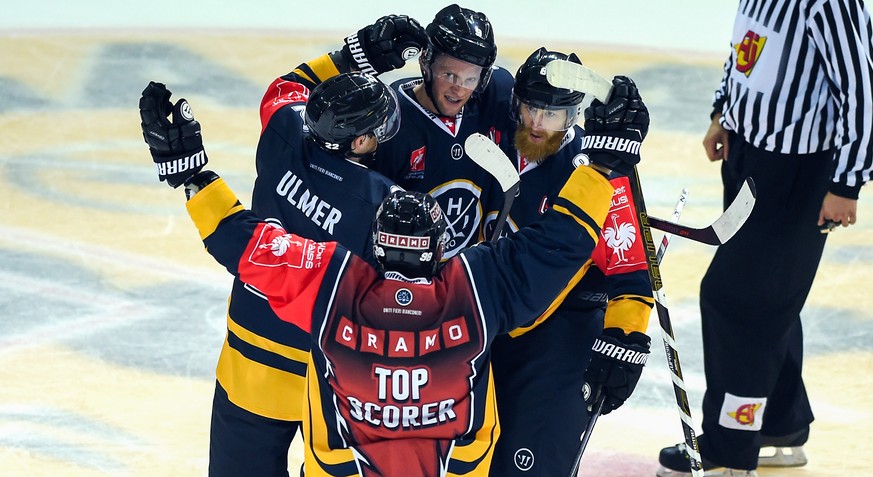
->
xmin=429 ymin=182 xmax=482 ymax=259
xmin=395 ymin=288 xmax=413 ymax=307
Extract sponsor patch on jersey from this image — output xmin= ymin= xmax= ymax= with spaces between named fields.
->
xmin=410 ymin=146 xmax=426 ymax=172
xmin=378 ymin=231 xmax=431 ymax=250
xmin=405 ymin=146 xmax=426 ymax=180
xmin=718 ymin=392 xmax=767 ymax=431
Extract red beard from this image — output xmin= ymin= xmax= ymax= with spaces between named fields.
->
xmin=514 ymin=125 xmax=564 ymax=163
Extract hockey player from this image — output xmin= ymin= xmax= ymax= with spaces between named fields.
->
xmin=140 ymin=65 xmax=651 ymax=476
xmin=373 ymin=4 xmax=516 ymax=259
xmin=488 ymin=48 xmax=655 ymax=476
xmin=140 ymin=14 xmax=428 ymax=477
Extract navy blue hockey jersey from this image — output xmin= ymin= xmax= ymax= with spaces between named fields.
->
xmin=217 ymin=60 xmax=397 ymax=421
xmin=499 ymin=125 xmax=653 ymax=334
xmin=373 ymin=67 xmax=515 ymax=259
xmin=184 ymin=161 xmax=614 ymax=477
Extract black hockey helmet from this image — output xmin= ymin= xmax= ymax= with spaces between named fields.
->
xmin=512 ymin=47 xmax=586 ymax=131
xmin=304 ymin=72 xmax=400 ymax=156
xmin=422 ymin=4 xmax=497 ymax=93
xmin=373 ymin=190 xmax=447 ymax=279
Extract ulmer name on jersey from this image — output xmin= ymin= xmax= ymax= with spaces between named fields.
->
xmin=275 ymin=169 xmax=342 ymax=234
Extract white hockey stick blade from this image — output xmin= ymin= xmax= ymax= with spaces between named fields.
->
xmin=464 ymin=133 xmax=519 ymax=193
xmin=465 ymin=133 xmax=520 ymax=243
xmin=545 ymin=60 xmax=613 ymax=102
xmin=711 ymin=177 xmax=756 ymax=243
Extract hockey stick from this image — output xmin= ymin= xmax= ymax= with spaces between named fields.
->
xmin=629 ymin=166 xmax=705 ymax=477
xmin=546 ymin=59 xmax=706 ymax=477
xmin=544 ymin=59 xmax=757 ymax=246
xmin=657 ymin=188 xmax=689 ymax=264
xmin=568 ymin=392 xmax=605 ymax=477
xmin=567 ymin=190 xmax=688 ymax=477
xmin=464 ymin=133 xmax=520 ymax=243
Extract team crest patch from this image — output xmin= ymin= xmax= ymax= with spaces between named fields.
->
xmin=395 ymin=288 xmax=413 ymax=306
xmin=718 ymin=392 xmax=767 ymax=431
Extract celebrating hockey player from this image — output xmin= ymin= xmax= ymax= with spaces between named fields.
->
xmin=139 ymin=53 xmax=652 ymax=475
xmin=373 ymin=4 xmax=516 ymax=259
xmin=139 ymin=14 xmax=429 ymax=477
xmin=488 ymin=48 xmax=654 ymax=476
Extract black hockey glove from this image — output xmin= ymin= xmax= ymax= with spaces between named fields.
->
xmin=341 ymin=14 xmax=428 ymax=75
xmin=582 ymin=76 xmax=649 ymax=176
xmin=139 ymin=81 xmax=208 ymax=188
xmin=583 ymin=327 xmax=651 ymax=415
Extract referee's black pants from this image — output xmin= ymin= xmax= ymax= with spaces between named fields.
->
xmin=697 ymin=134 xmax=829 ymax=469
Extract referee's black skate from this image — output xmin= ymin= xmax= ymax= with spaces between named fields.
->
xmin=656 ymin=443 xmax=758 ymax=477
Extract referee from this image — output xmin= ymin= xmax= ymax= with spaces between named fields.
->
xmin=658 ymin=0 xmax=873 ymax=475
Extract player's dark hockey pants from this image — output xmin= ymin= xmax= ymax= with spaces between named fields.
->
xmin=489 ymin=307 xmax=604 ymax=476
xmin=697 ymin=134 xmax=829 ymax=469
xmin=209 ymin=382 xmax=302 ymax=477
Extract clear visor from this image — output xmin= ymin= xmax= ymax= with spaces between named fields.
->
xmin=429 ymin=56 xmax=483 ymax=91
xmin=372 ymin=87 xmax=401 ymax=143
xmin=514 ymin=97 xmax=584 ymax=132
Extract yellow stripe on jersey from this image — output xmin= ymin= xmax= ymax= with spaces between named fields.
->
xmin=185 ymin=178 xmax=244 ymax=240
xmin=510 ymin=165 xmax=613 ymax=338
xmin=302 ymin=360 xmax=356 ymax=476
xmin=508 ymin=259 xmax=595 ymax=338
xmin=216 ymin=338 xmax=308 ymax=421
xmin=446 ymin=366 xmax=501 ymax=476
xmin=552 ymin=164 xmax=613 ymax=241
xmin=291 ymin=53 xmax=342 ymax=86
xmin=604 ymin=294 xmax=655 ymax=335
xmin=215 ymin=313 xmax=311 ymax=421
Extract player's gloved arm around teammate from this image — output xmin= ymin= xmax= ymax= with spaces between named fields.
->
xmin=582 ymin=76 xmax=649 ymax=176
xmin=334 ymin=14 xmax=428 ymax=75
xmin=139 ymin=81 xmax=209 ymax=188
xmin=583 ymin=327 xmax=651 ymax=415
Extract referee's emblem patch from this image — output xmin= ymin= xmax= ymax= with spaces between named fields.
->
xmin=735 ymin=30 xmax=766 ymax=76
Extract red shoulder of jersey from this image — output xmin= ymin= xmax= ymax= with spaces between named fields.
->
xmin=237 ymin=222 xmax=338 ymax=333
xmin=259 ymin=78 xmax=310 ymax=134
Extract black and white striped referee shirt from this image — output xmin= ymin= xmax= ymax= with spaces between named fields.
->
xmin=714 ymin=0 xmax=873 ymax=197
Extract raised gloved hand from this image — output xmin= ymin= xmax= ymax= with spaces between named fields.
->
xmin=341 ymin=14 xmax=428 ymax=75
xmin=583 ymin=327 xmax=651 ymax=415
xmin=139 ymin=81 xmax=208 ymax=188
xmin=582 ymin=76 xmax=649 ymax=176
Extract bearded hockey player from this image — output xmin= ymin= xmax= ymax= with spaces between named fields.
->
xmin=488 ymin=48 xmax=655 ymax=477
